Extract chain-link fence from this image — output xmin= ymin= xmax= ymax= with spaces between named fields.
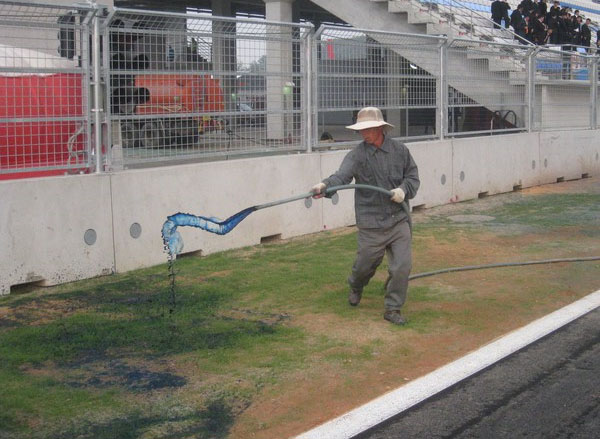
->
xmin=532 ymin=47 xmax=595 ymax=131
xmin=2 ymin=1 xmax=600 ymax=178
xmin=314 ymin=26 xmax=443 ymax=147
xmin=103 ymin=8 xmax=312 ymax=168
xmin=445 ymin=39 xmax=530 ymax=137
xmin=0 ymin=1 xmax=95 ymax=178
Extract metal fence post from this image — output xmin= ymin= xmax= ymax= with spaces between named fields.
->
xmin=438 ymin=41 xmax=448 ymax=140
xmin=527 ymin=48 xmax=537 ymax=133
xmin=92 ymin=8 xmax=103 ymax=173
xmin=590 ymin=57 xmax=598 ymax=130
xmin=305 ymin=29 xmax=313 ymax=153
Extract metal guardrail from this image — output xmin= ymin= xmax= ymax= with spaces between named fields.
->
xmin=1 ymin=1 xmax=600 ymax=177
xmin=103 ymin=7 xmax=313 ymax=168
xmin=0 ymin=1 xmax=96 ymax=178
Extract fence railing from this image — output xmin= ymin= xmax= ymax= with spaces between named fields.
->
xmin=0 ymin=1 xmax=96 ymax=178
xmin=1 ymin=1 xmax=600 ymax=178
xmin=103 ymin=8 xmax=312 ymax=169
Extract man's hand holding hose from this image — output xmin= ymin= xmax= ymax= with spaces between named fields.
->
xmin=311 ymin=182 xmax=327 ymax=199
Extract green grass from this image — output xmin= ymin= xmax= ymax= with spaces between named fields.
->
xmin=1 ymin=185 xmax=599 ymax=438
xmin=479 ymin=193 xmax=600 ymax=228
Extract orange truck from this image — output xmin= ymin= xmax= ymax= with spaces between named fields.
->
xmin=117 ymin=74 xmax=226 ymax=148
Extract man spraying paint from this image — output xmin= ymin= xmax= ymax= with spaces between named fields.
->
xmin=311 ymin=107 xmax=420 ymax=325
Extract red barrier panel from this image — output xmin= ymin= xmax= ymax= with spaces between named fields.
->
xmin=0 ymin=73 xmax=89 ymax=180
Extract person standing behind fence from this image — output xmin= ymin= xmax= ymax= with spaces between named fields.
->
xmin=581 ymin=18 xmax=592 ymax=51
xmin=537 ymin=0 xmax=548 ymax=17
xmin=311 ymin=107 xmax=420 ymax=326
xmin=492 ymin=0 xmax=511 ymax=29
xmin=548 ymin=1 xmax=561 ymax=43
xmin=511 ymin=5 xmax=528 ymax=42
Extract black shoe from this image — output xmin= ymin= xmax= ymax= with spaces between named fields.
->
xmin=348 ymin=290 xmax=362 ymax=306
xmin=384 ymin=310 xmax=407 ymax=325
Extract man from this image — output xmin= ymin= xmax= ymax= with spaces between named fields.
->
xmin=572 ymin=15 xmax=583 ymax=46
xmin=531 ymin=13 xmax=548 ymax=45
xmin=581 ymin=18 xmax=592 ymax=50
xmin=537 ymin=0 xmax=547 ymax=17
xmin=491 ymin=0 xmax=510 ymax=29
xmin=511 ymin=5 xmax=528 ymax=42
xmin=311 ymin=107 xmax=420 ymax=325
xmin=548 ymin=0 xmax=561 ymax=19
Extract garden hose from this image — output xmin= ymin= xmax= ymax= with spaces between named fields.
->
xmin=409 ymin=257 xmax=600 ymax=281
xmin=162 ymin=184 xmax=598 ymax=281
xmin=161 ymin=183 xmax=406 ymax=256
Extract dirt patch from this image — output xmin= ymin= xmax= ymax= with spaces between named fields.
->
xmin=0 ymin=299 xmax=83 ymax=326
xmin=218 ymin=308 xmax=291 ymax=326
xmin=24 ymin=357 xmax=187 ymax=392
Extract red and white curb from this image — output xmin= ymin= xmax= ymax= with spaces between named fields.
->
xmin=296 ymin=289 xmax=600 ymax=439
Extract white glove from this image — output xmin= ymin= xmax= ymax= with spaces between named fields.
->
xmin=390 ymin=187 xmax=405 ymax=203
xmin=311 ymin=182 xmax=326 ymax=197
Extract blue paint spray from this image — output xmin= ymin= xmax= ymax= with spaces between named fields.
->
xmin=161 ymin=208 xmax=257 ymax=256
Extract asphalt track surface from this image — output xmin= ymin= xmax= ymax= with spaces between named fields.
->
xmin=357 ymin=307 xmax=600 ymax=439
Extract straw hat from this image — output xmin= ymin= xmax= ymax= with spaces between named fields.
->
xmin=346 ymin=107 xmax=394 ymax=132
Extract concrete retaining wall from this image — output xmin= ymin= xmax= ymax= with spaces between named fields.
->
xmin=2 ymin=130 xmax=599 ymax=294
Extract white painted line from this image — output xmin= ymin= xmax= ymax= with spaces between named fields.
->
xmin=295 ymin=289 xmax=600 ymax=439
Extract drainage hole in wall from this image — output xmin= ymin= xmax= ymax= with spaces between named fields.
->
xmin=556 ymin=177 xmax=565 ymax=183
xmin=412 ymin=204 xmax=426 ymax=212
xmin=130 ymin=222 xmax=142 ymax=239
xmin=10 ymin=279 xmax=45 ymax=294
xmin=261 ymin=234 xmax=282 ymax=244
xmin=178 ymin=250 xmax=203 ymax=259
xmin=84 ymin=229 xmax=97 ymax=246
xmin=582 ymin=173 xmax=589 ymax=179
xmin=513 ymin=185 xmax=522 ymax=192
xmin=478 ymin=191 xmax=489 ymax=199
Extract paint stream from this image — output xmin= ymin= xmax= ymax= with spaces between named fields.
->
xmin=161 ymin=207 xmax=257 ymax=312
xmin=161 ymin=207 xmax=257 ymax=256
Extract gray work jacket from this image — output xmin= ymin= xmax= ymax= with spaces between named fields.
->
xmin=322 ymin=136 xmax=420 ymax=229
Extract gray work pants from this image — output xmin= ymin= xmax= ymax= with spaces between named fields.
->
xmin=348 ymin=220 xmax=412 ymax=311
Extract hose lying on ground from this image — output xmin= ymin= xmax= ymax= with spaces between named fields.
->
xmin=409 ymin=257 xmax=600 ymax=280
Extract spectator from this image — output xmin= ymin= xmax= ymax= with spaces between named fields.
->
xmin=581 ymin=18 xmax=592 ymax=51
xmin=492 ymin=0 xmax=504 ymax=29
xmin=511 ymin=5 xmax=528 ymax=42
xmin=557 ymin=10 xmax=572 ymax=45
xmin=548 ymin=0 xmax=561 ymax=19
xmin=537 ymin=0 xmax=548 ymax=17
xmin=492 ymin=0 xmax=511 ymax=29
xmin=531 ymin=14 xmax=548 ymax=45
xmin=547 ymin=7 xmax=560 ymax=43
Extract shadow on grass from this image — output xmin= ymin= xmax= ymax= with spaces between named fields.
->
xmin=50 ymin=399 xmax=234 ymax=439
xmin=0 ymin=306 xmax=292 ymax=368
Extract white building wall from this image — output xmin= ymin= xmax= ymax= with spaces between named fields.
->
xmin=2 ymin=131 xmax=600 ymax=294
